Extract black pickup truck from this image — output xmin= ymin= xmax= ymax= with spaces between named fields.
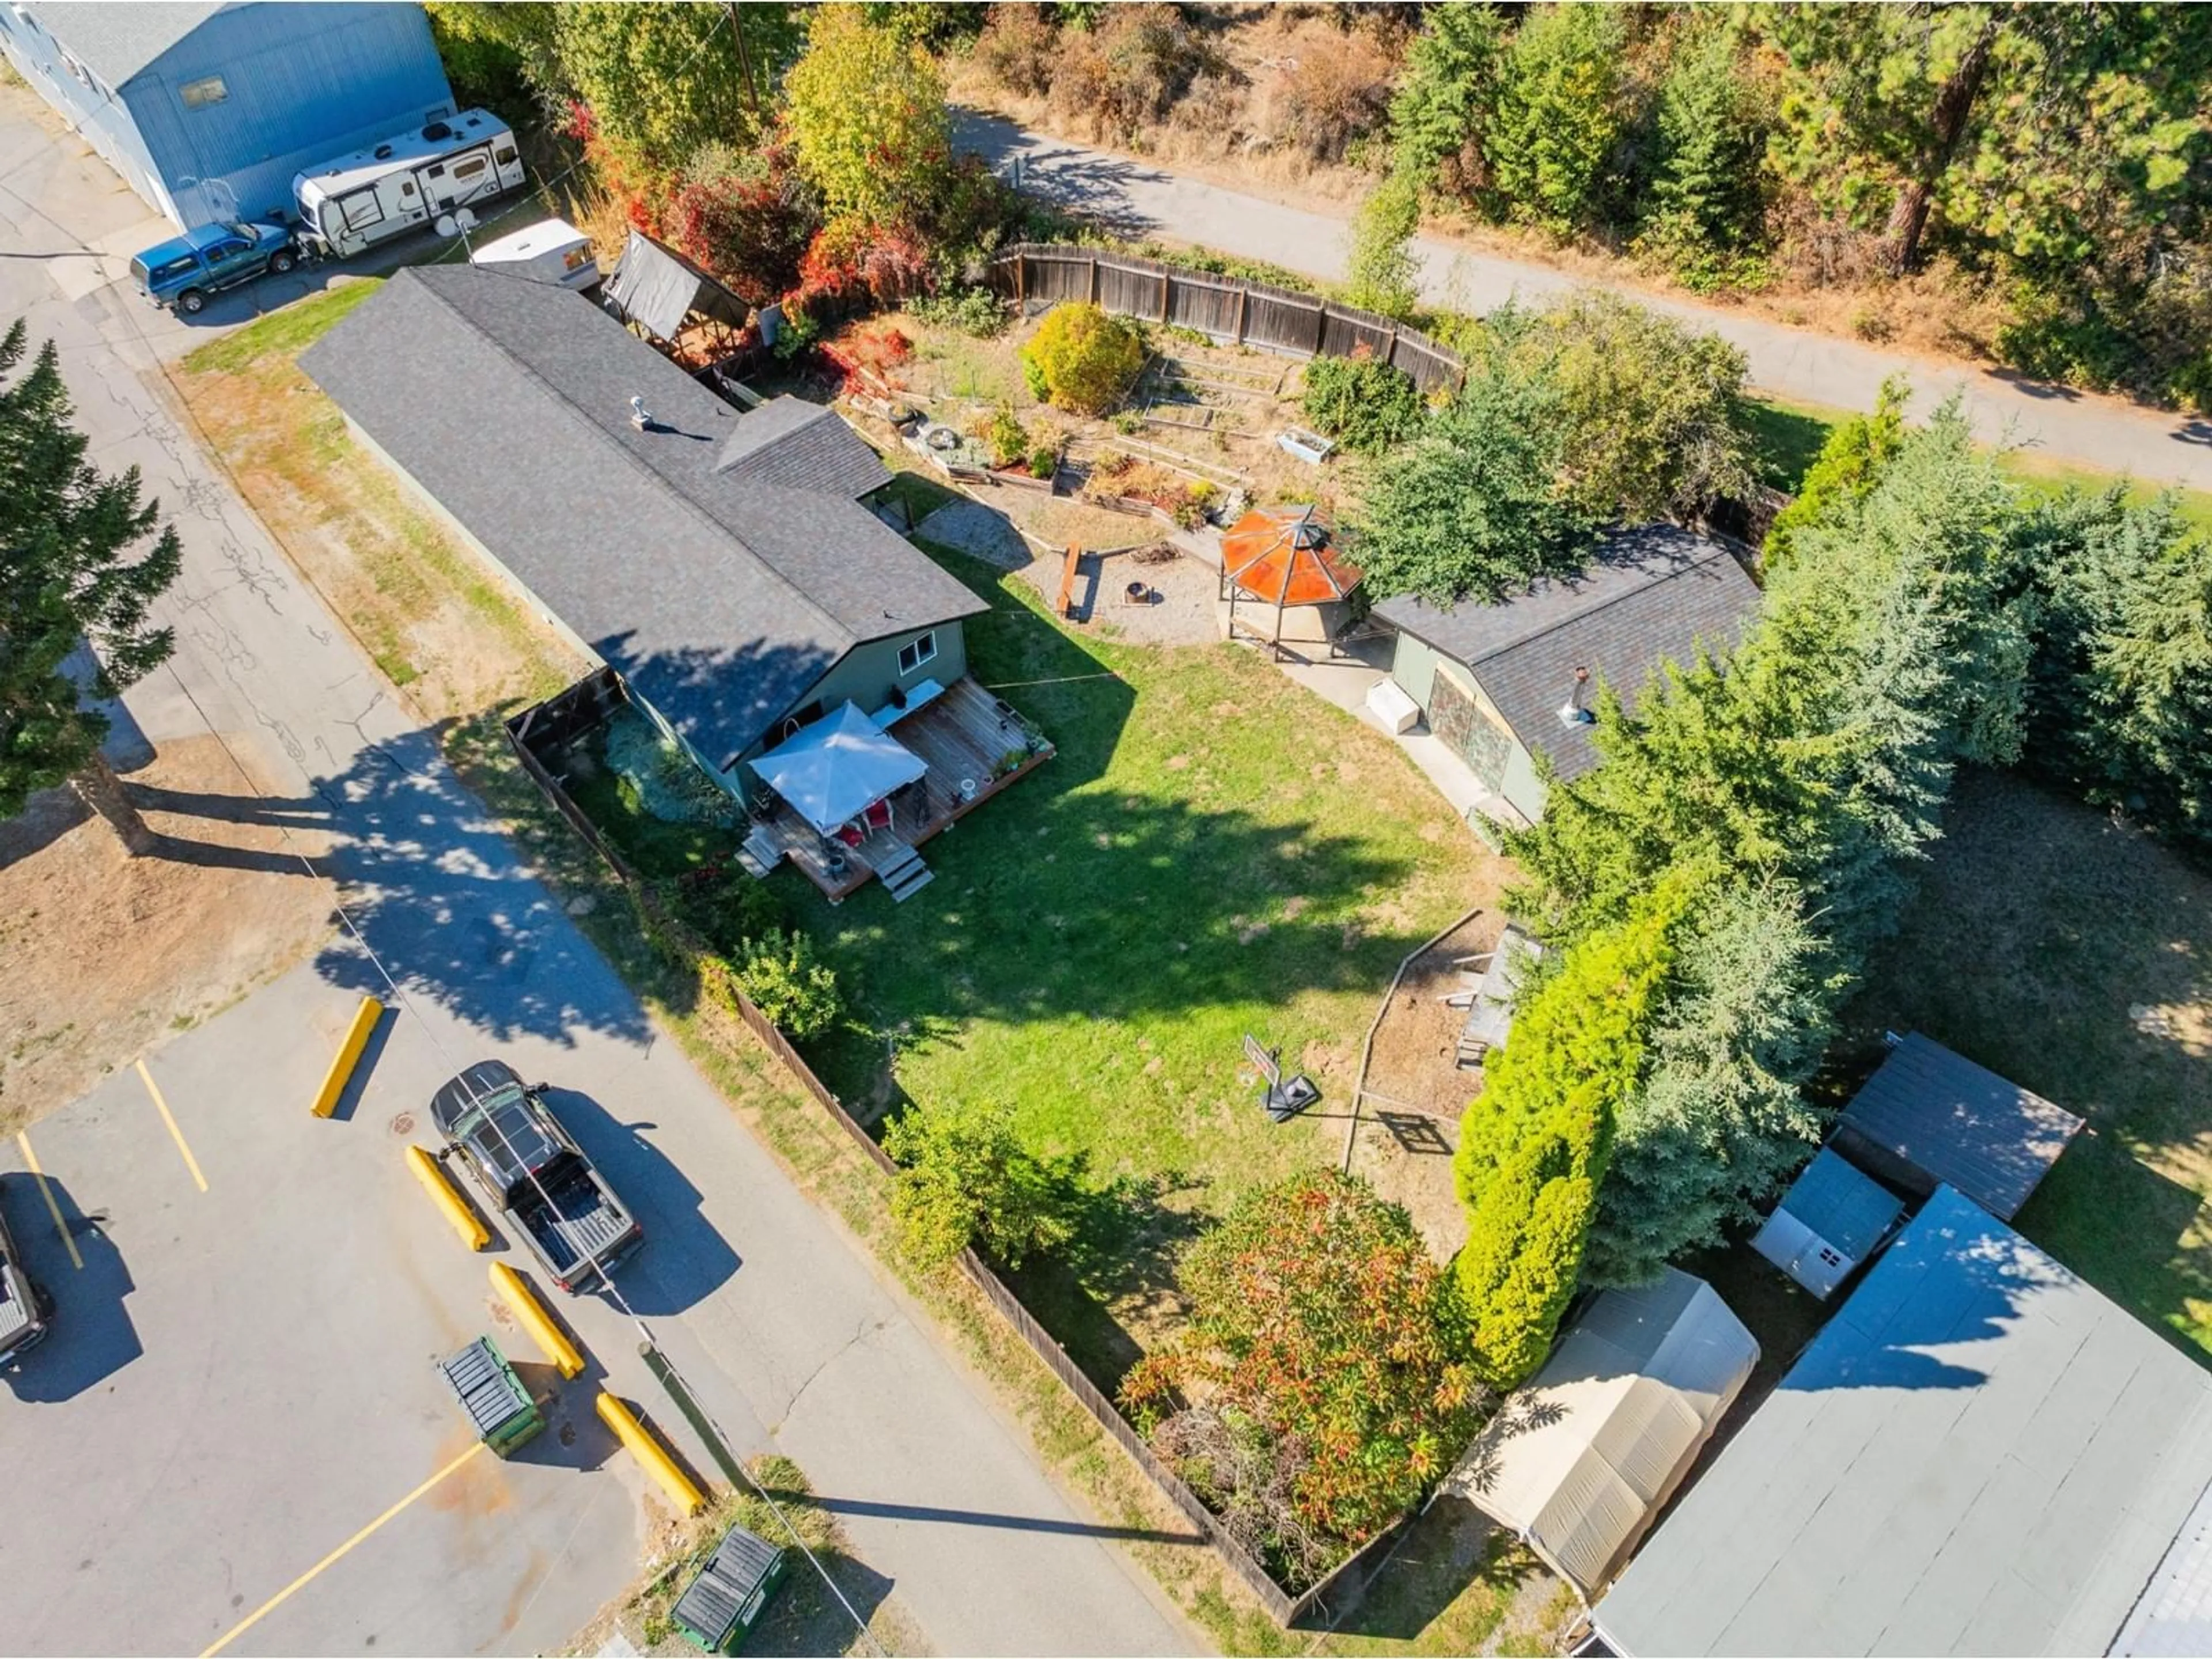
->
xmin=0 ymin=1175 xmax=53 ymax=1365
xmin=429 ymin=1060 xmax=642 ymax=1293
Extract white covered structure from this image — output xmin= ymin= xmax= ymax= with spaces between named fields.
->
xmin=1448 ymin=1267 xmax=1758 ymax=1596
xmin=745 ymin=702 xmax=925 ymax=836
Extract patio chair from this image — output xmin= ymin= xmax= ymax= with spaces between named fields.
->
xmin=863 ymin=798 xmax=893 ymax=836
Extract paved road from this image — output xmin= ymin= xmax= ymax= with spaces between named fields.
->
xmin=955 ymin=111 xmax=2212 ymax=494
xmin=0 ymin=84 xmax=1194 ymax=1659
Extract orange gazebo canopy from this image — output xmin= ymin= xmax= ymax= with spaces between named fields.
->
xmin=1221 ymin=505 xmax=1362 ymax=607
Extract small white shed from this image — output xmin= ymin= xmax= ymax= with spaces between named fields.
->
xmin=1750 ymin=1146 xmax=1906 ymax=1300
xmin=1447 ymin=1267 xmax=1758 ymax=1596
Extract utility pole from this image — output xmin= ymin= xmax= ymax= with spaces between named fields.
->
xmin=725 ymin=2 xmax=760 ymax=120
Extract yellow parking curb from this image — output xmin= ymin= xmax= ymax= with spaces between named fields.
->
xmin=596 ymin=1392 xmax=704 ymax=1514
xmin=405 ymin=1144 xmax=490 ymax=1250
xmin=310 ymin=995 xmax=384 ymax=1118
xmin=490 ymin=1261 xmax=585 ymax=1378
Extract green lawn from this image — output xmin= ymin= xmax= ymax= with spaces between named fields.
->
xmin=782 ymin=542 xmax=1490 ymax=1384
xmin=1853 ymin=769 xmax=2212 ymax=1363
xmin=179 ymin=278 xmax=382 ymax=374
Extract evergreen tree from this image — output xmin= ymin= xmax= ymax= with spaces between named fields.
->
xmin=1763 ymin=375 xmax=1910 ymax=569
xmin=1454 ymin=880 xmax=1686 ymax=1386
xmin=1488 ymin=5 xmax=1630 ymax=238
xmin=2021 ymin=489 xmax=2212 ymax=846
xmin=1583 ymin=878 xmax=1836 ymax=1286
xmin=1387 ymin=3 xmax=1509 ymax=197
xmin=1638 ymin=18 xmax=1772 ymax=290
xmin=0 ymin=320 xmax=181 ymax=849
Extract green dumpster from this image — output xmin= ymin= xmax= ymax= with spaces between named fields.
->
xmin=438 ymin=1334 xmax=544 ymax=1457
xmin=671 ymin=1521 xmax=787 ymax=1653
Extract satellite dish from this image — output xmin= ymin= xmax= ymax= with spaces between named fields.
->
xmin=454 ymin=207 xmax=478 ymax=232
xmin=435 ymin=214 xmax=458 ymax=238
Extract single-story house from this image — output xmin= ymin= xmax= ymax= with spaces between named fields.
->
xmin=302 ymin=264 xmax=1037 ymax=900
xmin=0 ymin=3 xmax=455 ymax=228
xmin=1750 ymin=1146 xmax=1907 ymax=1300
xmin=1373 ymin=525 xmax=1760 ymax=824
xmin=1593 ymin=1186 xmax=2212 ymax=1656
xmin=1835 ymin=1033 xmax=2084 ymax=1222
xmin=1449 ymin=1267 xmax=1758 ymax=1597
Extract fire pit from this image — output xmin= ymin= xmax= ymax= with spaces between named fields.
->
xmin=1124 ymin=581 xmax=1152 ymax=606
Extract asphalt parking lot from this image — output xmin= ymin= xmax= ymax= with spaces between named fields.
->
xmin=0 ymin=959 xmax=703 ymax=1658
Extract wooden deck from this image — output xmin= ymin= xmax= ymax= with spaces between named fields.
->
xmin=750 ymin=676 xmax=1052 ymax=901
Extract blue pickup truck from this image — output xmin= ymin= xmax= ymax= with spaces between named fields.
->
xmin=128 ymin=219 xmax=298 ymax=314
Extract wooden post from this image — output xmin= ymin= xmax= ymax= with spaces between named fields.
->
xmin=1089 ymin=257 xmax=1099 ymax=304
xmin=1014 ymin=249 xmax=1025 ymax=309
xmin=1385 ymin=323 xmax=1400 ymax=369
xmin=1233 ymin=284 xmax=1248 ymax=346
xmin=1159 ymin=270 xmax=1170 ymax=323
xmin=1314 ymin=300 xmax=1328 ymax=355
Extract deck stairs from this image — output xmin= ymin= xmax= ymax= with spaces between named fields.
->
xmin=873 ymin=841 xmax=935 ymax=903
xmin=736 ymin=824 xmax=783 ymax=879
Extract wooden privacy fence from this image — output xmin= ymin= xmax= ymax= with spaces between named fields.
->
xmin=503 ymin=676 xmax=1411 ymax=1628
xmin=988 ymin=241 xmax=1466 ymax=395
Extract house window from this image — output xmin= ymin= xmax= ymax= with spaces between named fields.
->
xmin=179 ymin=74 xmax=228 ymax=109
xmin=897 ymin=631 xmax=937 ymax=675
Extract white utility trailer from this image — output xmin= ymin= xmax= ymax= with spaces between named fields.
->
xmin=470 ymin=218 xmax=599 ymax=290
xmin=292 ymin=109 xmax=526 ymax=259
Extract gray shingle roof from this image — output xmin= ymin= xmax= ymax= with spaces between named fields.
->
xmin=1373 ymin=525 xmax=1760 ymax=780
xmin=28 ymin=2 xmax=230 ymax=86
xmin=716 ymin=397 xmax=890 ymax=498
xmin=1594 ymin=1187 xmax=2212 ymax=1658
xmin=300 ymin=266 xmax=983 ymax=764
xmin=1839 ymin=1034 xmax=2084 ymax=1222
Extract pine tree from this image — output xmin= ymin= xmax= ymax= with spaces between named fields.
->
xmin=1487 ymin=5 xmax=1630 ymax=239
xmin=1583 ymin=878 xmax=1836 ymax=1286
xmin=1 ymin=320 xmax=181 ymax=850
xmin=1387 ymin=2 xmax=1509 ymax=197
xmin=1638 ymin=18 xmax=1771 ymax=290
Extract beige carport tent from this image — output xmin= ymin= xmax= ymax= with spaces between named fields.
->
xmin=1446 ymin=1267 xmax=1757 ymax=1597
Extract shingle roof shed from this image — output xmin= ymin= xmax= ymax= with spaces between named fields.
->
xmin=1373 ymin=525 xmax=1759 ymax=779
xmin=301 ymin=266 xmax=983 ymax=767
xmin=1837 ymin=1033 xmax=2084 ymax=1222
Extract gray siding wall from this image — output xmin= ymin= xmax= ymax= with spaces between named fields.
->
xmin=732 ymin=625 xmax=969 ymax=773
xmin=127 ymin=3 xmax=454 ymax=226
xmin=0 ymin=12 xmax=173 ymax=218
xmin=3 ymin=2 xmax=452 ymax=228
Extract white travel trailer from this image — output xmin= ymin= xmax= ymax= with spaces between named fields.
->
xmin=292 ymin=109 xmax=525 ymax=259
xmin=469 ymin=218 xmax=599 ymax=291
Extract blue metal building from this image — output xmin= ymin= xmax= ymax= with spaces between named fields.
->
xmin=0 ymin=2 xmax=454 ymax=228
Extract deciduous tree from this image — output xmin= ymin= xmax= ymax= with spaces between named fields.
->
xmin=1123 ymin=1170 xmax=1478 ymax=1587
xmin=785 ymin=3 xmax=953 ymax=228
xmin=881 ymin=1096 xmax=1074 ymax=1271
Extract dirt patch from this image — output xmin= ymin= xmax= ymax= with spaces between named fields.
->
xmin=1346 ymin=911 xmax=1514 ymax=1263
xmin=0 ymin=736 xmax=336 ymax=1133
xmin=1084 ymin=543 xmax=1221 ymax=647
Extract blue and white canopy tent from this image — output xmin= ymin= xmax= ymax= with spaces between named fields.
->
xmin=745 ymin=702 xmax=926 ymax=836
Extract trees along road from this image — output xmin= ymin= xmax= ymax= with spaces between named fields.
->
xmin=0 ymin=84 xmax=1191 ymax=1659
xmin=955 ymin=111 xmax=2212 ymax=493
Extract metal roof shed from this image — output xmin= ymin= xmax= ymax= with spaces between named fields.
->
xmin=1447 ymin=1267 xmax=1758 ymax=1596
xmin=1751 ymin=1147 xmax=1907 ymax=1300
xmin=1836 ymin=1033 xmax=2084 ymax=1221
xmin=1592 ymin=1187 xmax=2212 ymax=1658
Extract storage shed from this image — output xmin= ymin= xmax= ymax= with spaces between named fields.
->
xmin=603 ymin=229 xmax=752 ymax=359
xmin=1750 ymin=1147 xmax=1906 ymax=1300
xmin=1835 ymin=1033 xmax=2083 ymax=1222
xmin=0 ymin=3 xmax=454 ymax=228
xmin=1374 ymin=525 xmax=1759 ymax=823
xmin=1448 ymin=1267 xmax=1758 ymax=1597
xmin=1593 ymin=1187 xmax=2212 ymax=1657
